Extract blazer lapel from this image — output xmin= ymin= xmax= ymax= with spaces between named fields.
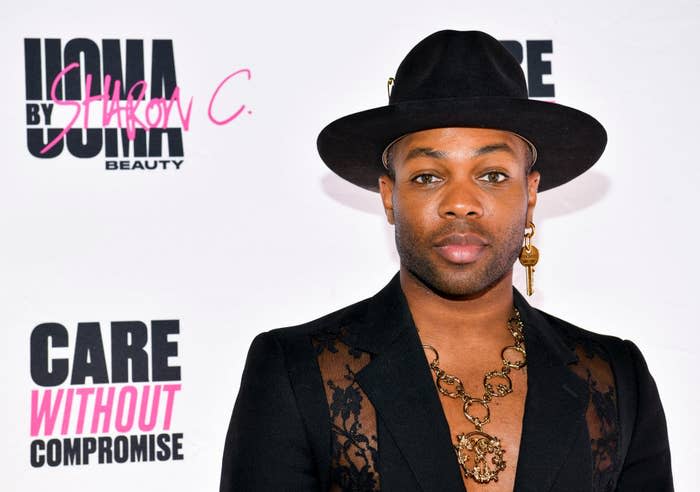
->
xmin=348 ymin=274 xmax=467 ymax=492
xmin=339 ymin=275 xmax=590 ymax=492
xmin=512 ymin=289 xmax=590 ymax=492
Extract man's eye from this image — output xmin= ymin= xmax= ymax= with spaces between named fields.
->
xmin=412 ymin=174 xmax=441 ymax=184
xmin=479 ymin=171 xmax=508 ymax=183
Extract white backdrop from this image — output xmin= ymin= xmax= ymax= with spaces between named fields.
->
xmin=1 ymin=0 xmax=698 ymax=490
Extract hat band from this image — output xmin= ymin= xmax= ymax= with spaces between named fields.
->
xmin=381 ymin=131 xmax=538 ymax=171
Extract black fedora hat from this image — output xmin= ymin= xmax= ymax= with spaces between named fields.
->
xmin=316 ymin=29 xmax=606 ymax=192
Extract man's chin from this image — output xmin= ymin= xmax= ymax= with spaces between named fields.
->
xmin=406 ymin=266 xmax=507 ymax=300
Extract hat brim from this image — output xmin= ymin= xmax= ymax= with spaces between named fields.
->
xmin=316 ymin=96 xmax=607 ymax=192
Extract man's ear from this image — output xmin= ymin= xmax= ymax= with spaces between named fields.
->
xmin=378 ymin=174 xmax=395 ymax=225
xmin=526 ymin=170 xmax=540 ymax=224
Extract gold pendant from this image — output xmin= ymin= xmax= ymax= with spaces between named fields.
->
xmin=454 ymin=431 xmax=506 ymax=483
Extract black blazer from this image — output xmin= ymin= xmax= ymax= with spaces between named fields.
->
xmin=220 ymin=274 xmax=673 ymax=491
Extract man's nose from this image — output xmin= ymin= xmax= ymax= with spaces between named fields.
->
xmin=437 ymin=181 xmax=484 ymax=219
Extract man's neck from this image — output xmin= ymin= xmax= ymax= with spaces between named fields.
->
xmin=399 ymin=267 xmax=516 ymax=343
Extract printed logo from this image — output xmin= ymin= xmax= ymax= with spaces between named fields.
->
xmin=24 ymin=38 xmax=252 ymax=171
xmin=500 ymin=39 xmax=556 ymax=98
xmin=29 ymin=320 xmax=183 ymax=467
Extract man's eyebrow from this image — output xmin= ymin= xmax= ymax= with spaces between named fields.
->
xmin=403 ymin=143 xmax=517 ymax=163
xmin=403 ymin=147 xmax=448 ymax=161
xmin=472 ymin=142 xmax=517 ymax=157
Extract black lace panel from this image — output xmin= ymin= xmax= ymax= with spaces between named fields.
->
xmin=312 ymin=328 xmax=380 ymax=492
xmin=569 ymin=341 xmax=620 ymax=492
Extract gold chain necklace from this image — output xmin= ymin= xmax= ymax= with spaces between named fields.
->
xmin=421 ymin=308 xmax=527 ymax=484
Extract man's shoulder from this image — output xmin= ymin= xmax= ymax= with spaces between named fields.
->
xmin=536 ymin=306 xmax=621 ymax=342
xmin=262 ymin=294 xmax=373 ymax=342
xmin=532 ymin=305 xmax=635 ymax=364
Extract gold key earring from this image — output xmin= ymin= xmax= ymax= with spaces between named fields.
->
xmin=518 ymin=221 xmax=539 ymax=296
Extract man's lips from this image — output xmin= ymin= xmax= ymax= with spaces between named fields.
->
xmin=433 ymin=233 xmax=488 ymax=264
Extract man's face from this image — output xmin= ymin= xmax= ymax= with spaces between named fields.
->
xmin=378 ymin=127 xmax=540 ymax=299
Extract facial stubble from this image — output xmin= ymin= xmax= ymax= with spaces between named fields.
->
xmin=394 ymin=214 xmax=526 ymax=299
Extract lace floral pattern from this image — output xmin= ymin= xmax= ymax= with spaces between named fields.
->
xmin=570 ymin=340 xmax=620 ymax=491
xmin=311 ymin=322 xmax=622 ymax=491
xmin=312 ymin=327 xmax=380 ymax=492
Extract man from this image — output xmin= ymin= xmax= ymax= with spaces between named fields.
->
xmin=220 ymin=30 xmax=673 ymax=491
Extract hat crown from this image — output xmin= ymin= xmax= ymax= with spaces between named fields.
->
xmin=317 ymin=29 xmax=606 ymax=193
xmin=390 ymin=30 xmax=528 ymax=104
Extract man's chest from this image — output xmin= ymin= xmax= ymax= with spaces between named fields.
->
xmin=434 ymin=367 xmax=528 ymax=492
